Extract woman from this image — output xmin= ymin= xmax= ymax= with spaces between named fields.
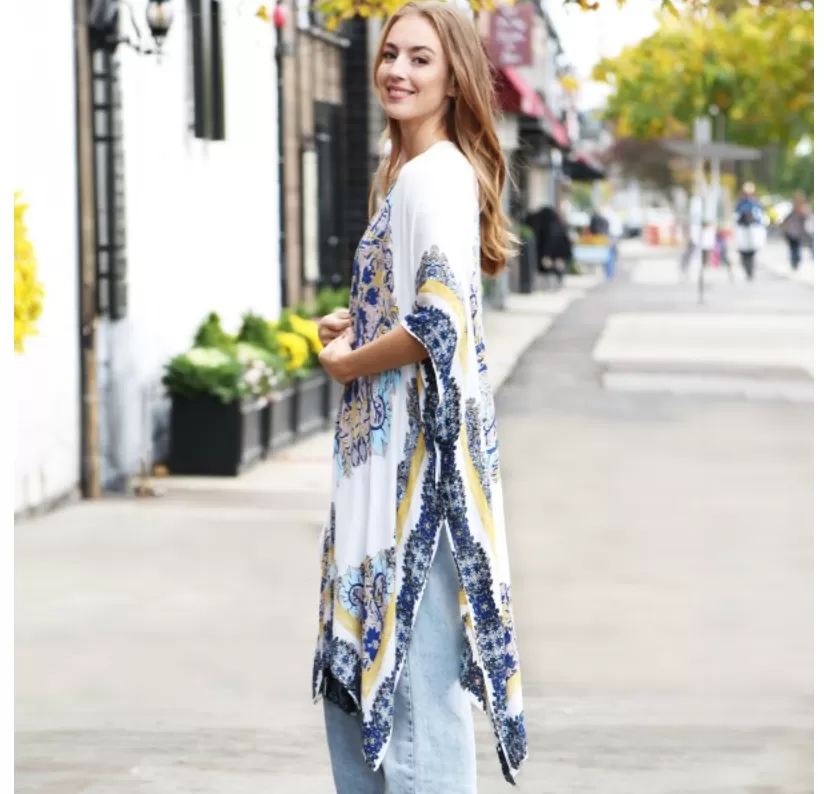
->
xmin=313 ymin=3 xmax=527 ymax=791
xmin=780 ymin=192 xmax=810 ymax=270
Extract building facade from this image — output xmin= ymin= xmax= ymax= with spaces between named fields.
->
xmin=14 ymin=0 xmax=82 ymax=514
xmin=15 ymin=0 xmax=285 ymax=511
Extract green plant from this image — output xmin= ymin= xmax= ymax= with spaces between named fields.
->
xmin=237 ymin=311 xmax=280 ymax=353
xmin=314 ymin=285 xmax=350 ymax=318
xmin=163 ymin=348 xmax=248 ymax=404
xmin=193 ymin=312 xmax=234 ymax=349
xmin=163 ymin=343 xmax=285 ymax=403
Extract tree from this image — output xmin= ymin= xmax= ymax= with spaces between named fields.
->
xmin=591 ymin=6 xmax=813 ymax=149
xmin=601 ymin=138 xmax=691 ymax=201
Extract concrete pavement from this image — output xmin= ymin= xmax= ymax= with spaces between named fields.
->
xmin=15 ymin=275 xmax=602 ymax=794
xmin=15 ymin=249 xmax=812 ymax=793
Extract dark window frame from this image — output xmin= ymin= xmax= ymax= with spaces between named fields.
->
xmin=188 ymin=0 xmax=225 ymax=141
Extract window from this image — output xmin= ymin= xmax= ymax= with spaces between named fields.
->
xmin=188 ymin=0 xmax=226 ymax=140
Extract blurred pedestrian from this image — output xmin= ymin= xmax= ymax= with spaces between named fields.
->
xmin=806 ymin=205 xmax=814 ymax=257
xmin=315 ymin=3 xmax=526 ymax=791
xmin=780 ymin=192 xmax=810 ymax=270
xmin=733 ymin=182 xmax=766 ymax=280
xmin=601 ymin=205 xmax=622 ymax=280
xmin=526 ymin=204 xmax=572 ymax=289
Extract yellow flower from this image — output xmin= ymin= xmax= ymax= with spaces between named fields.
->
xmin=288 ymin=314 xmax=323 ymax=356
xmin=276 ymin=331 xmax=310 ymax=372
xmin=14 ymin=192 xmax=44 ymax=354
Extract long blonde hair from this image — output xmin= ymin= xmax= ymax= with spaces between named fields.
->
xmin=370 ymin=1 xmax=517 ymax=277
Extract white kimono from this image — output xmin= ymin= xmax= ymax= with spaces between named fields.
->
xmin=312 ymin=141 xmax=527 ymax=783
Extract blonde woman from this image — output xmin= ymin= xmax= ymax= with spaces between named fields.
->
xmin=314 ymin=3 xmax=527 ymax=790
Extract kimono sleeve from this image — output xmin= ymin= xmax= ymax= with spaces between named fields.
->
xmin=400 ymin=175 xmax=476 ymax=449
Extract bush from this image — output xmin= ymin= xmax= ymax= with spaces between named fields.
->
xmin=237 ymin=311 xmax=280 ymax=354
xmin=14 ymin=192 xmax=44 ymax=354
xmin=193 ymin=312 xmax=233 ymax=349
xmin=163 ymin=342 xmax=285 ymax=404
xmin=314 ymin=285 xmax=350 ymax=318
xmin=163 ymin=348 xmax=248 ymax=404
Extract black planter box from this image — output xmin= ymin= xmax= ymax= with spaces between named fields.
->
xmin=169 ymin=395 xmax=264 ymax=476
xmin=261 ymin=386 xmax=296 ymax=456
xmin=295 ymin=370 xmax=328 ymax=436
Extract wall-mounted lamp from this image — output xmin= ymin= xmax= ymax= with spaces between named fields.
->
xmin=146 ymin=0 xmax=174 ymax=47
xmin=89 ymin=0 xmax=174 ymax=56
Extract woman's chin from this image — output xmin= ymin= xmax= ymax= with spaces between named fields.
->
xmin=383 ymin=106 xmax=416 ymax=122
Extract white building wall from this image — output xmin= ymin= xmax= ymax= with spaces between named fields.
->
xmin=99 ymin=4 xmax=281 ymax=483
xmin=13 ymin=1 xmax=81 ymax=514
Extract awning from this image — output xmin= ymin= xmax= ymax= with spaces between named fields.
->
xmin=563 ymin=152 xmax=605 ymax=182
xmin=661 ymin=139 xmax=761 ymax=161
xmin=495 ymin=67 xmax=544 ymax=117
xmin=494 ymin=67 xmax=569 ymax=150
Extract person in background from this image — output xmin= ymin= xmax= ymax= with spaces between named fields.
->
xmin=733 ymin=182 xmax=766 ymax=280
xmin=526 ymin=204 xmax=572 ymax=289
xmin=589 ymin=207 xmax=610 ymax=236
xmin=805 ymin=202 xmax=814 ymax=257
xmin=601 ymin=205 xmax=622 ymax=280
xmin=780 ymin=191 xmax=811 ymax=270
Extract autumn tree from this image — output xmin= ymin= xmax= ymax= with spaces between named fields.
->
xmin=591 ymin=5 xmax=813 ymax=149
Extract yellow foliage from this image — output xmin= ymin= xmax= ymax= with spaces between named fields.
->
xmin=591 ymin=5 xmax=813 ymax=149
xmin=288 ymin=314 xmax=324 ymax=356
xmin=14 ymin=192 xmax=44 ymax=354
xmin=276 ymin=330 xmax=311 ymax=372
xmin=315 ymin=0 xmax=511 ymax=30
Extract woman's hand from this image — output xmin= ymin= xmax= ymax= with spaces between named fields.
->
xmin=319 ymin=327 xmax=355 ymax=385
xmin=318 ymin=309 xmax=351 ymax=348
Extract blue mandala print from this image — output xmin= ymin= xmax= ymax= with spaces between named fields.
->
xmin=335 ymin=197 xmax=400 ymax=479
xmin=470 ymin=279 xmax=500 ymax=482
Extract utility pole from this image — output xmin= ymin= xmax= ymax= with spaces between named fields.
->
xmin=693 ymin=116 xmax=711 ymax=305
xmin=75 ymin=0 xmax=101 ymax=498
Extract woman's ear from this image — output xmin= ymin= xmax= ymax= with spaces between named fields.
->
xmin=447 ymin=72 xmax=457 ymax=98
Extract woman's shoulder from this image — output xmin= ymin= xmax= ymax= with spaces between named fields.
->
xmin=396 ymin=142 xmax=477 ymax=207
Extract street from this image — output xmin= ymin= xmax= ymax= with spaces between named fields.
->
xmin=15 ymin=248 xmax=813 ymax=793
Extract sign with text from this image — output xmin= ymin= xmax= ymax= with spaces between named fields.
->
xmin=486 ymin=4 xmax=533 ymax=69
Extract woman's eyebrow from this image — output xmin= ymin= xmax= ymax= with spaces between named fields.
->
xmin=384 ymin=41 xmax=436 ymax=56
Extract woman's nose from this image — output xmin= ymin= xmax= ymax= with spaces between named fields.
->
xmin=388 ymin=55 xmax=408 ymax=79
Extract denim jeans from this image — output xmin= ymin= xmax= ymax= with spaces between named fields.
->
xmin=323 ymin=530 xmax=477 ymax=794
xmin=788 ymin=238 xmax=802 ymax=269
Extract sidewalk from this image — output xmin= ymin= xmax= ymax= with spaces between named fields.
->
xmin=156 ymin=274 xmax=602 ymax=500
xmin=15 ymin=275 xmax=602 ymax=794
xmin=760 ymin=239 xmax=815 ymax=286
xmin=597 ymin=243 xmax=814 ymax=402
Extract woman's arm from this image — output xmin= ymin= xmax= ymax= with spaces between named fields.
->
xmin=319 ymin=326 xmax=427 ymax=384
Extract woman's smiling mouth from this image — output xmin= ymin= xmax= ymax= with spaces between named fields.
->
xmin=387 ymin=85 xmax=415 ymax=101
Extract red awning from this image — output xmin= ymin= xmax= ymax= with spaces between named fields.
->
xmin=494 ymin=67 xmax=570 ymax=149
xmin=546 ymin=111 xmax=569 ymax=150
xmin=496 ymin=67 xmax=544 ymax=117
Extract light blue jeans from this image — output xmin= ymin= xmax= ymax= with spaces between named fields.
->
xmin=323 ymin=531 xmax=477 ymax=793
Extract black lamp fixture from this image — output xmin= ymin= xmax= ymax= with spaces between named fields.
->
xmin=89 ymin=0 xmax=174 ymax=55
xmin=146 ymin=0 xmax=174 ymax=47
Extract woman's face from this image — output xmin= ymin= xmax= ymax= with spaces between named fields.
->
xmin=376 ymin=14 xmax=450 ymax=126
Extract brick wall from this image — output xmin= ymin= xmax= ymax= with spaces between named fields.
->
xmin=281 ymin=15 xmax=346 ymax=307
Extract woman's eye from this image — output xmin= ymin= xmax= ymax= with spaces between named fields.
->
xmin=382 ymin=50 xmax=396 ymax=61
xmin=413 ymin=57 xmax=429 ymax=65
